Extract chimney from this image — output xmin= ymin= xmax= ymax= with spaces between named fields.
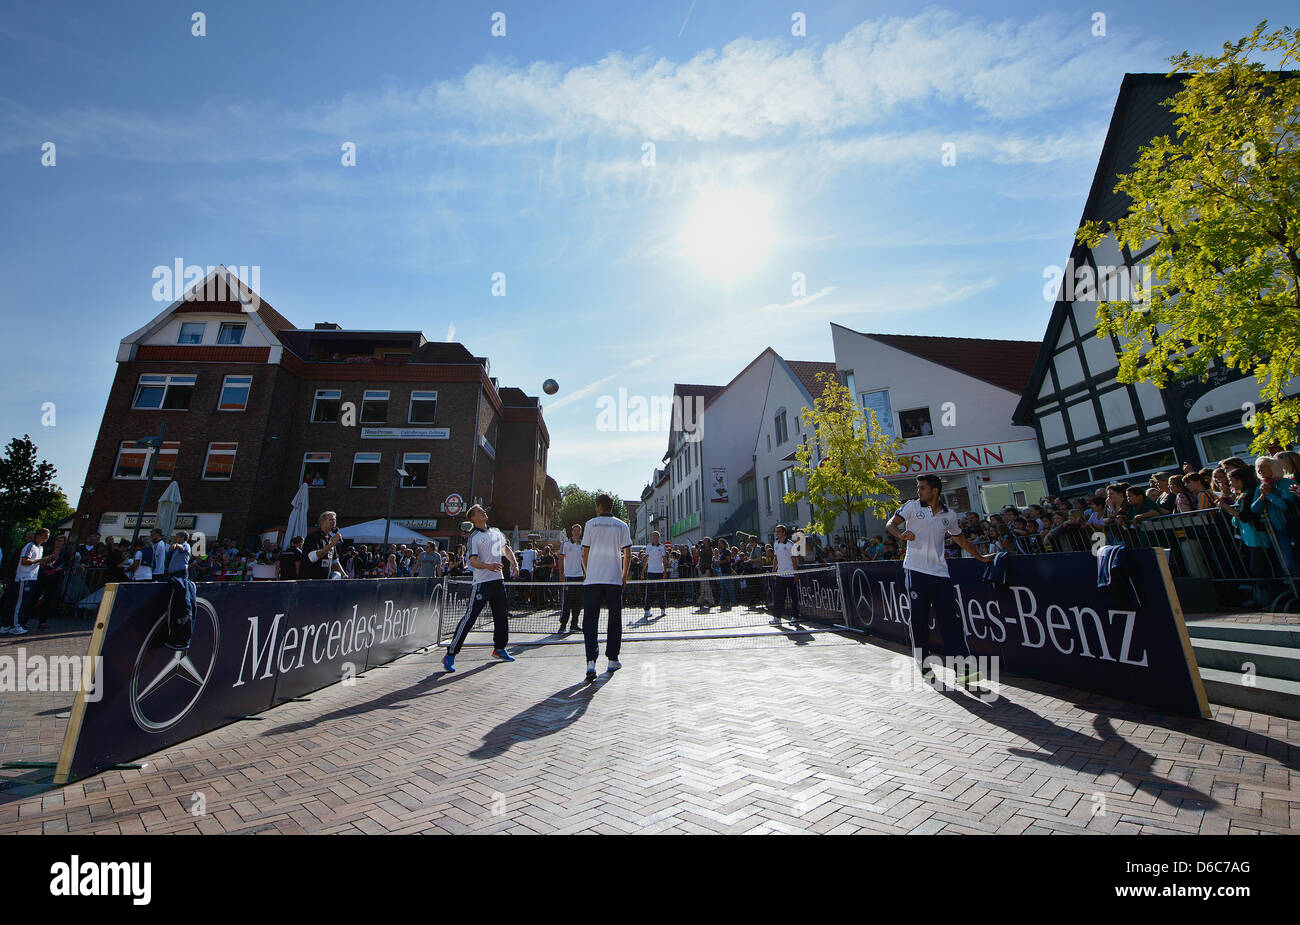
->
xmin=314 ymin=322 xmax=342 ymax=330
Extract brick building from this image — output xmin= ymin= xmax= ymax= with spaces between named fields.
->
xmin=74 ymin=266 xmax=553 ymax=547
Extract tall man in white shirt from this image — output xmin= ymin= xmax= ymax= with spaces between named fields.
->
xmin=150 ymin=529 xmax=168 ymax=581
xmin=581 ymin=494 xmax=632 ymax=683
xmin=770 ymin=524 xmax=800 ymax=624
xmin=886 ymin=475 xmax=993 ymax=685
xmin=443 ymin=504 xmax=519 ymax=672
xmin=4 ymin=527 xmax=49 ymax=635
xmin=641 ymin=530 xmax=667 ymax=619
xmin=556 ymin=524 xmax=585 ymax=633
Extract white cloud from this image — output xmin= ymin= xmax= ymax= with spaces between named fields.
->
xmin=759 ymin=286 xmax=838 ymax=312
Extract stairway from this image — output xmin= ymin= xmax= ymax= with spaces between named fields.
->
xmin=1187 ymin=622 xmax=1300 ymax=720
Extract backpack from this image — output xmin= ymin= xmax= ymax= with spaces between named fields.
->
xmin=140 ymin=544 xmax=155 ymax=568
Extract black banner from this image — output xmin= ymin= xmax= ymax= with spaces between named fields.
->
xmin=56 ymin=577 xmax=444 ymax=784
xmin=834 ymin=550 xmax=1209 ymax=716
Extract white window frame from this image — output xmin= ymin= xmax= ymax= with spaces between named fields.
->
xmin=360 ymin=389 xmax=390 ymax=424
xmin=351 ymin=452 xmax=381 ymax=488
xmin=311 ymin=389 xmax=342 ymax=423
xmin=177 ymin=322 xmax=206 ymax=345
xmin=201 ymin=442 xmax=238 ymax=481
xmin=132 ymin=374 xmax=196 ymax=411
xmin=401 ymin=452 xmax=429 ymax=489
xmin=113 ymin=440 xmax=179 ymax=480
xmin=300 ymin=452 xmax=331 ymax=487
xmin=218 ymin=375 xmax=253 ymax=412
xmin=408 ymin=390 xmax=438 ymax=424
xmin=216 ymin=322 xmax=247 ymax=345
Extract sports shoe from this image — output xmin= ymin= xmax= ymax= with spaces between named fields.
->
xmin=919 ymin=663 xmax=937 ymax=685
xmin=10 ymin=625 xmax=27 ymax=636
xmin=607 ymin=659 xmax=622 ymax=673
xmin=0 ymin=626 xmax=12 ymax=635
xmin=442 ymin=653 xmax=456 ymax=672
xmin=770 ymin=616 xmax=781 ymax=625
xmin=659 ymin=610 xmax=666 ymax=618
xmin=491 ymin=648 xmax=515 ymax=662
xmin=585 ymin=661 xmax=597 ymax=683
xmin=955 ymin=668 xmax=982 ymax=686
xmin=643 ymin=609 xmax=651 ymax=618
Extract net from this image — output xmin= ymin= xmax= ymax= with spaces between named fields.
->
xmin=437 ymin=565 xmax=844 ymax=646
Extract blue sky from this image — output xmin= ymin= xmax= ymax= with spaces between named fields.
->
xmin=0 ymin=0 xmax=1292 ymax=503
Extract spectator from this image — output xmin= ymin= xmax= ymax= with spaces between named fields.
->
xmin=129 ymin=538 xmax=153 ymax=581
xmin=251 ymin=539 xmax=278 ymax=581
xmin=1167 ymin=474 xmax=1194 ymax=513
xmin=1252 ymin=455 xmax=1300 ymax=576
xmin=1218 ymin=467 xmax=1277 ymax=607
xmin=1150 ymin=473 xmax=1177 ymax=513
xmin=1125 ymin=485 xmax=1165 ymax=522
xmin=1211 ymin=466 xmax=1235 ymax=504
xmin=280 ymin=536 xmax=304 ymax=580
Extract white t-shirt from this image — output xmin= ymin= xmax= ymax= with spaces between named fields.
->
xmin=151 ymin=539 xmax=168 ymax=577
xmin=131 ymin=551 xmax=153 ymax=581
xmin=582 ymin=515 xmax=632 ymax=585
xmin=560 ymin=540 xmax=585 ymax=578
xmin=773 ymin=540 xmax=797 ymax=576
xmin=896 ymin=499 xmax=962 ymax=578
xmin=16 ymin=543 xmax=42 ymax=581
xmin=468 ymin=527 xmax=508 ymax=584
xmin=644 ymin=543 xmax=666 ymax=573
xmin=519 ymin=548 xmax=536 ymax=571
xmin=251 ymin=552 xmax=277 ymax=579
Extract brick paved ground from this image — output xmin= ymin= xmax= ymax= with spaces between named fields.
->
xmin=1 ymin=622 xmax=1297 ymax=834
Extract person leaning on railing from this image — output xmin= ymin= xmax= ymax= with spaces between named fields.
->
xmin=1252 ymin=455 xmax=1300 ymax=577
xmin=1219 ymin=466 xmax=1283 ymax=607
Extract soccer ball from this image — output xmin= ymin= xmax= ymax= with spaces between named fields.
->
xmin=542 ymin=378 xmax=559 ymax=395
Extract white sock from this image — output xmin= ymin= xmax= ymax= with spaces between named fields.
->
xmin=587 ymin=661 xmax=596 ymax=671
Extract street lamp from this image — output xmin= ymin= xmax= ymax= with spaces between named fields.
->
xmin=129 ymin=419 xmax=167 ymax=547
xmin=383 ymin=467 xmax=409 ymax=548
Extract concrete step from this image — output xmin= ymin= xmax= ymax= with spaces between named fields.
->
xmin=1191 ymin=638 xmax=1300 ymax=683
xmin=1186 ymin=621 xmax=1300 ymax=649
xmin=1198 ymin=667 xmax=1300 ymax=721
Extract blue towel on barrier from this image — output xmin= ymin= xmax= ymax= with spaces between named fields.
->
xmin=981 ymin=551 xmax=1011 ymax=589
xmin=165 ymin=573 xmax=197 ymax=650
xmin=1097 ymin=544 xmax=1125 ymax=589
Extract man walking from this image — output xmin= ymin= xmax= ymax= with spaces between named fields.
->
xmin=557 ymin=523 xmax=585 ymax=633
xmin=4 ymin=528 xmax=49 ymax=635
xmin=581 ymin=494 xmax=632 ymax=683
xmin=770 ymin=524 xmax=800 ymax=625
xmin=443 ymin=505 xmax=519 ymax=671
xmin=886 ymin=475 xmax=993 ymax=685
xmin=641 ymin=530 xmax=667 ymax=619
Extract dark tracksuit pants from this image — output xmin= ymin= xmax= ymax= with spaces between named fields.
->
xmin=583 ymin=584 xmax=623 ymax=663
xmin=10 ymin=579 xmax=37 ymax=628
xmin=904 ymin=568 xmax=970 ymax=665
xmin=560 ymin=576 xmax=583 ymax=628
xmin=771 ymin=574 xmax=800 ymax=620
xmin=642 ymin=572 xmax=665 ymax=612
xmin=448 ymin=579 xmax=510 ymax=655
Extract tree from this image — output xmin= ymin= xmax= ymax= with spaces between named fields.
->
xmin=552 ymin=483 xmax=629 ymax=529
xmin=0 ymin=435 xmax=69 ymax=552
xmin=1077 ymin=23 xmax=1300 ymax=453
xmin=784 ymin=372 xmax=904 ymax=540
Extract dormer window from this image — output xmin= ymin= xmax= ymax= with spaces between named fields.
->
xmin=177 ymin=322 xmax=205 ymax=344
xmin=217 ymin=322 xmax=246 ymax=345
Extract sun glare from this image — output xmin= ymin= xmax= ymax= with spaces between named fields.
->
xmin=678 ymin=188 xmax=775 ymax=280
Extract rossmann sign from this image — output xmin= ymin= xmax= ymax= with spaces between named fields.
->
xmin=55 ymin=577 xmax=445 ymax=784
xmin=895 ymin=438 xmax=1039 ymax=475
xmin=836 ymin=550 xmax=1209 ymax=717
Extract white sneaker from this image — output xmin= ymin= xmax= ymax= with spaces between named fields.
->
xmin=0 ymin=626 xmax=11 ymax=635
xmin=10 ymin=625 xmax=27 ymax=635
xmin=607 ymin=659 xmax=622 ymax=673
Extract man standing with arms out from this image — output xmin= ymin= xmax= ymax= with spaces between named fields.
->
xmin=557 ymin=523 xmax=585 ymax=633
xmin=4 ymin=527 xmax=49 ymax=635
xmin=443 ymin=505 xmax=519 ymax=672
xmin=581 ymin=494 xmax=632 ymax=683
xmin=302 ymin=511 xmax=341 ymax=580
xmin=886 ymin=475 xmax=993 ymax=686
xmin=641 ymin=530 xmax=667 ymax=620
xmin=770 ymin=524 xmax=800 ymax=625
xmin=150 ymin=529 xmax=168 ymax=581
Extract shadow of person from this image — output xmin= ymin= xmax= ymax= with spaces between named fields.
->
xmin=468 ymin=682 xmax=599 ymax=760
xmin=940 ymin=685 xmax=1217 ymax=812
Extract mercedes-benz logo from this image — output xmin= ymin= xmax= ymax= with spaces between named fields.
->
xmin=850 ymin=568 xmax=874 ymax=626
xmin=129 ymin=596 xmax=220 ymax=733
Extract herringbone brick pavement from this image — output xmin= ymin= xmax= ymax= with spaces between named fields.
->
xmin=1 ymin=631 xmax=1297 ymax=834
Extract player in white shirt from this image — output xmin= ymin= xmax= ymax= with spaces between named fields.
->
xmin=4 ymin=527 xmax=49 ymax=635
xmin=770 ymin=524 xmax=800 ymax=625
xmin=556 ymin=524 xmax=585 ymax=633
xmin=581 ymin=494 xmax=632 ymax=682
xmin=443 ymin=505 xmax=519 ymax=672
xmin=885 ymin=475 xmax=992 ymax=685
xmin=640 ymin=531 xmax=668 ymax=619
xmin=150 ymin=529 xmax=168 ymax=581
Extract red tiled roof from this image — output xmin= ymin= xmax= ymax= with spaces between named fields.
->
xmin=786 ymin=361 xmax=838 ymax=402
xmin=863 ymin=333 xmax=1040 ymax=395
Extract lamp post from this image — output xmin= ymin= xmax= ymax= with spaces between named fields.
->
xmin=129 ymin=419 xmax=167 ymax=547
xmin=383 ymin=467 xmax=409 ymax=548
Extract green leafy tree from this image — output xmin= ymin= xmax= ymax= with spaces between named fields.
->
xmin=0 ymin=435 xmax=69 ymax=552
xmin=1077 ymin=23 xmax=1300 ymax=453
xmin=552 ymin=483 xmax=629 ymax=529
xmin=784 ymin=372 xmax=904 ymax=538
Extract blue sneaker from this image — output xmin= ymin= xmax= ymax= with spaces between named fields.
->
xmin=491 ymin=648 xmax=515 ymax=662
xmin=442 ymin=653 xmax=456 ymax=672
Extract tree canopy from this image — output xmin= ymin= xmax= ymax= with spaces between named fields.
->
xmin=552 ymin=483 xmax=629 ymax=529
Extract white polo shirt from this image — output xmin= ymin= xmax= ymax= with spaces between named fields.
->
xmin=519 ymin=548 xmax=536 ymax=571
xmin=468 ymin=527 xmax=508 ymax=584
xmin=16 ymin=543 xmax=42 ymax=581
xmin=582 ymin=515 xmax=632 ymax=585
xmin=773 ymin=540 xmax=797 ymax=576
xmin=560 ymin=540 xmax=585 ymax=578
xmin=896 ymin=498 xmax=962 ymax=578
xmin=644 ymin=542 xmax=666 ymax=573
xmin=151 ymin=539 xmax=168 ymax=577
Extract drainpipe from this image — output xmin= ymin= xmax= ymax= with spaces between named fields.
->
xmin=469 ymin=374 xmax=484 ymax=511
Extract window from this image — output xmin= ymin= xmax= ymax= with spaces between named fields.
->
xmin=860 ymin=389 xmax=894 ymax=436
xmin=360 ymin=390 xmax=389 ymax=424
xmin=1091 ymin=460 xmax=1127 ymax=480
xmin=487 ymin=418 xmax=499 ymax=446
xmin=774 ymin=410 xmax=788 ymax=445
xmin=113 ymin=441 xmax=179 ymax=479
xmin=766 ymin=434 xmax=772 ymax=452
xmin=1057 ymin=469 xmax=1092 ymax=489
xmin=534 ymin=487 xmax=541 ymax=512
xmin=177 ymin=322 xmax=205 ymax=345
xmin=216 ymin=322 xmax=246 ymax=345
xmin=201 ymin=442 xmax=237 ymax=480
xmin=1126 ymin=450 xmax=1177 ymax=476
xmin=351 ymin=453 xmax=380 ymax=488
xmin=899 ymin=407 xmax=934 ymax=439
xmin=779 ymin=467 xmax=798 ymax=520
xmin=218 ymin=375 xmax=252 ymax=411
xmin=401 ymin=452 xmax=429 ymax=488
xmin=1198 ymin=426 xmax=1255 ymax=468
xmin=408 ymin=390 xmax=437 ymax=424
xmin=311 ymin=389 xmax=341 ymax=423
xmin=301 ymin=452 xmax=331 ymax=487
xmin=841 ymin=370 xmax=856 ymax=396
xmin=132 ymin=374 xmax=195 ymax=410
